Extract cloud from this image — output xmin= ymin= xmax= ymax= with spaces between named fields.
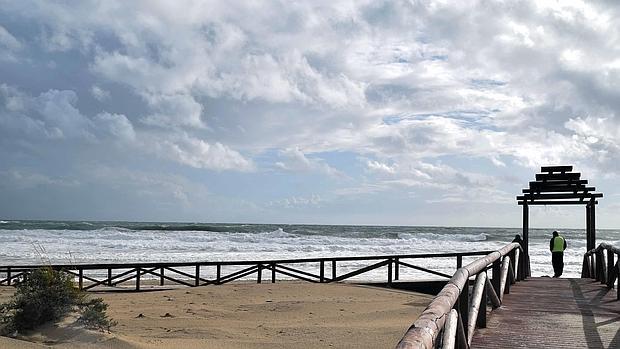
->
xmin=140 ymin=93 xmax=205 ymax=128
xmin=151 ymin=133 xmax=255 ymax=172
xmin=90 ymin=85 xmax=110 ymax=101
xmin=275 ymin=147 xmax=342 ymax=177
xmin=0 ymin=25 xmax=22 ymax=61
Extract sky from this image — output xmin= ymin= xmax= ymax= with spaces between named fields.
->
xmin=1 ymin=0 xmax=620 ymax=228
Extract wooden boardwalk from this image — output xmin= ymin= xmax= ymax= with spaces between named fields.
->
xmin=472 ymin=277 xmax=620 ymax=348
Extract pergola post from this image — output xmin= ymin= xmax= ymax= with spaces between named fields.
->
xmin=590 ymin=199 xmax=596 ymax=251
xmin=522 ymin=202 xmax=530 ymax=278
xmin=586 ymin=203 xmax=592 ymax=251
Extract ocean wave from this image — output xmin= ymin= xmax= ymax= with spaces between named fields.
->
xmin=398 ymin=232 xmax=488 ymax=242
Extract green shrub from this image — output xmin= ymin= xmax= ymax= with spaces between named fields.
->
xmin=77 ymin=298 xmax=117 ymax=332
xmin=0 ymin=268 xmax=115 ymax=335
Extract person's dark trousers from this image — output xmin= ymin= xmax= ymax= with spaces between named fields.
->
xmin=552 ymin=252 xmax=564 ymax=277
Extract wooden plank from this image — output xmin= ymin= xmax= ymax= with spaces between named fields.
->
xmin=471 ymin=278 xmax=620 ymax=348
xmin=529 ymin=179 xmax=588 ymax=187
xmin=518 ymin=200 xmax=597 ymax=205
xmin=540 ymin=165 xmax=572 ymax=173
xmin=523 ymin=186 xmax=595 ymax=193
xmin=517 ymin=193 xmax=602 ymax=200
xmin=0 ymin=251 xmax=492 ymax=271
xmin=398 ymin=260 xmax=452 ymax=278
xmin=535 ymin=172 xmax=581 ymax=181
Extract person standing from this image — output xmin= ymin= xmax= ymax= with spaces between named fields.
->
xmin=550 ymin=231 xmax=567 ymax=277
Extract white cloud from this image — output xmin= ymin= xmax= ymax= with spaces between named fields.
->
xmin=275 ymin=147 xmax=342 ymax=177
xmin=151 ymin=133 xmax=255 ymax=172
xmin=90 ymin=85 xmax=110 ymax=101
xmin=140 ymin=93 xmax=205 ymax=128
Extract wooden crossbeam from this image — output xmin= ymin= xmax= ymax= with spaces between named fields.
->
xmin=275 ymin=264 xmax=326 ymax=281
xmin=518 ymin=200 xmax=598 ymax=205
xmin=523 ymin=186 xmax=595 ymax=193
xmin=264 ymin=265 xmax=319 ymax=283
xmin=529 ymin=180 xmax=588 ymax=187
xmin=217 ymin=266 xmax=259 ymax=285
xmin=535 ymin=172 xmax=581 ymax=181
xmin=398 ymin=260 xmax=452 ymax=278
xmin=517 ymin=193 xmax=603 ymax=201
xmin=540 ymin=165 xmax=573 ymax=173
xmin=331 ymin=260 xmax=389 ymax=282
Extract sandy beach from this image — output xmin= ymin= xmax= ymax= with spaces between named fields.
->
xmin=0 ymin=282 xmax=431 ymax=349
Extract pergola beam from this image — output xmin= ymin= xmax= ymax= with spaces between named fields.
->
xmin=541 ymin=165 xmax=573 ymax=173
xmin=523 ymin=186 xmax=595 ymax=193
xmin=517 ymin=193 xmax=603 ymax=201
xmin=535 ymin=173 xmax=581 ymax=181
xmin=529 ymin=180 xmax=588 ymax=187
xmin=518 ymin=200 xmax=598 ymax=205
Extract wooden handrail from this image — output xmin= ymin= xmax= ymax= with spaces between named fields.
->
xmin=396 ymin=242 xmax=524 ymax=349
xmin=582 ymin=242 xmax=620 ymax=300
xmin=0 ymin=250 xmax=492 ymax=291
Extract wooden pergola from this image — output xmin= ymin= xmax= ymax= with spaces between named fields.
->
xmin=517 ymin=165 xmax=603 ymax=271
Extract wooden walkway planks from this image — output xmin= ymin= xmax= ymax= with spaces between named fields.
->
xmin=472 ymin=278 xmax=620 ymax=348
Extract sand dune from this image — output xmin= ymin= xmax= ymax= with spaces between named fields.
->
xmin=0 ymin=282 xmax=431 ymax=348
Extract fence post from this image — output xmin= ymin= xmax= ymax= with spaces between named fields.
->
xmin=160 ymin=267 xmax=164 ymax=286
xmin=395 ymin=258 xmax=399 ymax=281
xmin=195 ymin=265 xmax=200 ymax=287
xmin=257 ymin=264 xmax=262 ymax=284
xmin=271 ymin=263 xmax=276 ymax=283
xmin=492 ymin=259 xmax=501 ymax=298
xmin=457 ymin=255 xmax=463 ymax=269
xmin=78 ymin=268 xmax=83 ymax=290
xmin=7 ymin=267 xmax=11 ymax=286
xmin=457 ymin=280 xmax=470 ymax=348
xmin=108 ymin=268 xmax=113 ymax=286
xmin=607 ymin=251 xmax=615 ymax=288
xmin=332 ymin=260 xmax=337 ymax=281
xmin=136 ymin=267 xmax=141 ymax=291
xmin=387 ymin=258 xmax=393 ymax=286
xmin=216 ymin=264 xmax=221 ymax=285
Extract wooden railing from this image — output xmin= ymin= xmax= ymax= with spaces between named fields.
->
xmin=582 ymin=242 xmax=620 ymax=300
xmin=396 ymin=242 xmax=524 ymax=349
xmin=0 ymin=251 xmax=490 ymax=291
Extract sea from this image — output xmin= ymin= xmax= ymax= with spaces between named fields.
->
xmin=1 ymin=220 xmax=619 ymax=281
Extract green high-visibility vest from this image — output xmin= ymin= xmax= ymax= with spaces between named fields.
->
xmin=552 ymin=236 xmax=565 ymax=252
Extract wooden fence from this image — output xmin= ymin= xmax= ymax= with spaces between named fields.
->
xmin=396 ymin=242 xmax=524 ymax=349
xmin=0 ymin=251 xmax=490 ymax=291
xmin=582 ymin=242 xmax=620 ymax=300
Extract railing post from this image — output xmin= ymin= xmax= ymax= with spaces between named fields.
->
xmin=387 ymin=258 xmax=393 ymax=286
xmin=7 ymin=267 xmax=11 ymax=286
xmin=607 ymin=250 xmax=614 ymax=288
xmin=257 ymin=264 xmax=262 ymax=284
xmin=492 ymin=259 xmax=501 ymax=298
xmin=457 ymin=278 xmax=469 ymax=342
xmin=596 ymin=250 xmax=605 ymax=283
xmin=320 ymin=260 xmax=325 ymax=283
xmin=581 ymin=255 xmax=589 ymax=278
xmin=216 ymin=264 xmax=221 ymax=285
xmin=590 ymin=254 xmax=595 ymax=279
xmin=271 ymin=263 xmax=276 ymax=283
xmin=457 ymin=255 xmax=463 ymax=269
xmin=394 ymin=258 xmax=399 ymax=281
xmin=195 ymin=265 xmax=200 ymax=287
xmin=136 ymin=267 xmax=141 ymax=291
xmin=108 ymin=268 xmax=113 ymax=286
xmin=160 ymin=267 xmax=164 ymax=286
xmin=332 ymin=260 xmax=337 ymax=281
xmin=78 ymin=268 xmax=83 ymax=290
xmin=478 ymin=273 xmax=487 ymax=329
